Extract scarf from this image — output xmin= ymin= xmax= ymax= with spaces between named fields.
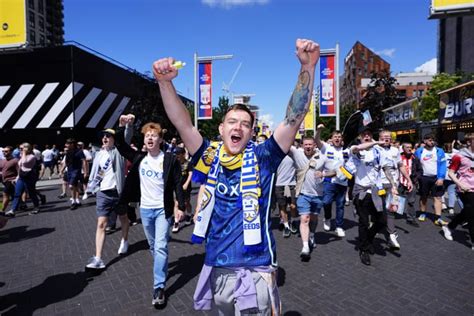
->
xmin=192 ymin=141 xmax=262 ymax=253
xmin=400 ymin=154 xmax=413 ymax=188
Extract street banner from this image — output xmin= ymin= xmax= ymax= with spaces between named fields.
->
xmin=198 ymin=61 xmax=212 ymax=120
xmin=319 ymin=55 xmax=336 ymax=117
xmin=0 ymin=0 xmax=27 ymax=48
xmin=304 ymin=90 xmax=315 ymax=130
xmin=438 ymin=80 xmax=474 ymax=124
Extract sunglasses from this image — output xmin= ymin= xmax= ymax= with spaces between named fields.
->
xmin=102 ymin=133 xmax=113 ymax=138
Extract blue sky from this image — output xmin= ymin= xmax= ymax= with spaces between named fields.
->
xmin=64 ymin=0 xmax=437 ymax=128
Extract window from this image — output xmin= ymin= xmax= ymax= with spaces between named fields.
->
xmin=29 ymin=11 xmax=35 ymax=28
xmin=40 ymin=34 xmax=45 ymax=45
xmin=39 ymin=16 xmax=44 ymax=31
xmin=30 ymin=30 xmax=36 ymax=44
xmin=419 ymin=90 xmax=424 ymax=97
xmin=360 ymin=53 xmax=365 ymax=60
xmin=29 ymin=0 xmax=34 ymax=9
xmin=417 ymin=82 xmax=423 ymax=85
xmin=358 ymin=68 xmax=362 ymax=75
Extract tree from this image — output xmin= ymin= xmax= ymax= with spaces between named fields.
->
xmin=359 ymin=70 xmax=399 ymax=130
xmin=419 ymin=73 xmax=462 ymax=122
xmin=197 ymin=96 xmax=230 ymax=140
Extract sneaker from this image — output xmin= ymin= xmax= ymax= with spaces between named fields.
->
xmin=70 ymin=203 xmax=78 ymax=210
xmin=39 ymin=194 xmax=46 ymax=205
xmin=58 ymin=193 xmax=66 ymax=199
xmin=29 ymin=207 xmax=40 ymax=215
xmin=184 ymin=215 xmax=192 ymax=226
xmin=152 ymin=288 xmax=166 ymax=307
xmin=345 ymin=200 xmax=350 ymax=206
xmin=278 ymin=220 xmax=284 ymax=231
xmin=86 ymin=256 xmax=105 ymax=269
xmin=367 ymin=244 xmax=375 ymax=255
xmin=418 ymin=213 xmax=426 ymax=222
xmin=290 ymin=221 xmax=298 ymax=234
xmin=283 ymin=226 xmax=291 ymax=238
xmin=323 ymin=219 xmax=331 ymax=231
xmin=172 ymin=222 xmax=180 ymax=233
xmin=300 ymin=247 xmax=311 ymax=261
xmin=359 ymin=250 xmax=371 ymax=265
xmin=5 ymin=210 xmax=15 ymax=217
xmin=335 ymin=227 xmax=346 ymax=237
xmin=118 ymin=239 xmax=129 ymax=254
xmin=434 ymin=218 xmax=448 ymax=226
xmin=447 ymin=208 xmax=454 ymax=215
xmin=442 ymin=226 xmax=453 ymax=241
xmin=82 ymin=193 xmax=89 ymax=200
xmin=105 ymin=225 xmax=116 ymax=233
xmin=129 ymin=220 xmax=139 ymax=226
xmin=388 ymin=233 xmax=401 ymax=250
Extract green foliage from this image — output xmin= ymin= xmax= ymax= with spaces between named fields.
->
xmin=359 ymin=70 xmax=399 ymax=130
xmin=419 ymin=73 xmax=462 ymax=122
xmin=197 ymin=96 xmax=230 ymax=140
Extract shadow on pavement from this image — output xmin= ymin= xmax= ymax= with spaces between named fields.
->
xmin=277 ymin=266 xmax=286 ymax=287
xmin=106 ymin=239 xmax=149 ymax=268
xmin=166 ymin=253 xmax=205 ymax=297
xmin=0 ymin=226 xmax=55 ymax=245
xmin=284 ymin=311 xmax=302 ymax=316
xmin=0 ymin=271 xmax=94 ymax=315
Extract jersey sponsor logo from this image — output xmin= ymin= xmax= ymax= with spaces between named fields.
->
xmin=216 ymin=182 xmax=240 ymax=197
xmin=140 ymin=168 xmax=163 ymax=179
xmin=422 ymin=153 xmax=433 ymax=161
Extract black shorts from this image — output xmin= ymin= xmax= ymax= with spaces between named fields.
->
xmin=275 ymin=185 xmax=296 ymax=209
xmin=2 ymin=181 xmax=15 ymax=196
xmin=419 ymin=176 xmax=445 ymax=198
xmin=67 ymin=169 xmax=83 ymax=186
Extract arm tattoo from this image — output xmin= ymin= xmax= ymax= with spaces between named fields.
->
xmin=284 ymin=70 xmax=310 ymax=126
xmin=383 ymin=166 xmax=397 ymax=188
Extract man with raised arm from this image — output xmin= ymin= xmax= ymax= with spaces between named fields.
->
xmin=153 ymin=38 xmax=319 ymax=315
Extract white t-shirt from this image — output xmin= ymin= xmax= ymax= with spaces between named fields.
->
xmin=42 ymin=149 xmax=54 ymax=162
xmin=420 ymin=147 xmax=437 ymax=177
xmin=276 ymin=155 xmax=296 ymax=186
xmin=290 ymin=147 xmax=326 ymax=196
xmin=352 ymin=148 xmax=381 ymax=187
xmin=377 ymin=145 xmax=401 ymax=186
xmin=321 ymin=143 xmax=349 ymax=186
xmin=98 ymin=150 xmax=116 ymax=191
xmin=139 ymin=152 xmax=165 ymax=208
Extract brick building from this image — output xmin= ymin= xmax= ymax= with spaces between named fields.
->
xmin=340 ymin=41 xmax=390 ymax=107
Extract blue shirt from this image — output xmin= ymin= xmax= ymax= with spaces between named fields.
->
xmin=191 ymin=136 xmax=285 ymax=267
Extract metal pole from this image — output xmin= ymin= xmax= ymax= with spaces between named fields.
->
xmin=194 ymin=52 xmax=198 ymax=128
xmin=335 ymin=43 xmax=340 ymax=130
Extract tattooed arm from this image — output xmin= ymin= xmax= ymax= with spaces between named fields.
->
xmin=273 ymin=39 xmax=320 ymax=153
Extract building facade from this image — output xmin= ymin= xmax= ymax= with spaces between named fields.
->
xmin=340 ymin=41 xmax=390 ymax=107
xmin=26 ymin=0 xmax=64 ymax=47
xmin=438 ymin=15 xmax=474 ymax=74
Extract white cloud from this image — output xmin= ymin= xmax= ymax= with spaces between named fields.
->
xmin=374 ymin=48 xmax=396 ymax=58
xmin=202 ymin=0 xmax=269 ymax=9
xmin=414 ymin=58 xmax=437 ymax=75
xmin=258 ymin=113 xmax=274 ymax=130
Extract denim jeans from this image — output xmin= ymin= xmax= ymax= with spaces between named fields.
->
xmin=322 ymin=182 xmax=347 ymax=228
xmin=11 ymin=176 xmax=39 ymax=211
xmin=140 ymin=207 xmax=171 ymax=290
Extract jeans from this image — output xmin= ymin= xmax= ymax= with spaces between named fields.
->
xmin=323 ymin=182 xmax=347 ymax=228
xmin=11 ymin=176 xmax=39 ymax=211
xmin=140 ymin=207 xmax=171 ymax=290
xmin=444 ymin=180 xmax=457 ymax=209
xmin=399 ymin=185 xmax=417 ymax=222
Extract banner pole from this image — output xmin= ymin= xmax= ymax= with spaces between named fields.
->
xmin=194 ymin=52 xmax=198 ymax=128
xmin=336 ymin=43 xmax=340 ymax=130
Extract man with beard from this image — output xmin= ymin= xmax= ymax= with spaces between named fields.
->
xmin=153 ymin=38 xmax=319 ymax=314
xmin=414 ymin=134 xmax=448 ymax=226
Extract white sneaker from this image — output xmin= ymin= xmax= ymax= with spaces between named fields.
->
xmin=172 ymin=222 xmax=180 ymax=233
xmin=86 ymin=256 xmax=105 ymax=269
xmin=335 ymin=227 xmax=346 ymax=237
xmin=118 ymin=239 xmax=129 ymax=254
xmin=442 ymin=226 xmax=453 ymax=241
xmin=82 ymin=193 xmax=89 ymax=200
xmin=388 ymin=233 xmax=401 ymax=249
xmin=323 ymin=219 xmax=330 ymax=231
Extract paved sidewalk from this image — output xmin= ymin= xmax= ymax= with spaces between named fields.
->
xmin=0 ymin=180 xmax=473 ymax=315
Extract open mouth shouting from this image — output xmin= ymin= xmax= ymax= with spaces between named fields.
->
xmin=231 ymin=134 xmax=242 ymax=145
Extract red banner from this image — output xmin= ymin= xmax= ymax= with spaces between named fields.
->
xmin=198 ymin=62 xmax=212 ymax=120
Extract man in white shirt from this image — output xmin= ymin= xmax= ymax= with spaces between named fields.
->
xmin=315 ymin=124 xmax=350 ymax=237
xmin=376 ymin=130 xmax=413 ymax=250
xmin=414 ymin=134 xmax=448 ymax=226
xmin=290 ymin=136 xmax=328 ymax=261
xmin=40 ymin=145 xmax=55 ymax=179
